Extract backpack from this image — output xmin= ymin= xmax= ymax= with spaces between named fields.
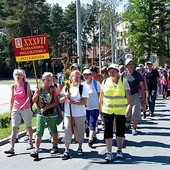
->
xmin=93 ymin=80 xmax=98 ymax=92
xmin=65 ymin=84 xmax=83 ymax=98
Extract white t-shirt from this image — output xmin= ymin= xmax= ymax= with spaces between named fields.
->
xmin=60 ymin=83 xmax=89 ymax=117
xmin=82 ymin=80 xmax=101 ymax=110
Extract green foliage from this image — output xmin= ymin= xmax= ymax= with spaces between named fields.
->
xmin=0 ymin=107 xmax=37 ymax=139
xmin=0 ymin=113 xmax=11 ymax=128
xmin=0 ymin=0 xmax=124 ymax=78
xmin=122 ymin=0 xmax=169 ymax=60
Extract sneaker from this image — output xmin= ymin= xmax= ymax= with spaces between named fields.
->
xmin=116 ymin=150 xmax=123 ymax=158
xmin=96 ymin=129 xmax=99 ymax=134
xmin=88 ymin=140 xmax=93 ymax=148
xmin=143 ymin=112 xmax=147 ymax=119
xmin=30 ymin=150 xmax=39 ymax=159
xmin=132 ymin=128 xmax=137 ymax=135
xmin=15 ymin=138 xmax=19 ymax=143
xmin=105 ymin=153 xmax=113 ymax=162
xmin=85 ymin=128 xmax=89 ymax=138
xmin=26 ymin=142 xmax=33 ymax=150
xmin=92 ymin=137 xmax=97 ymax=143
xmin=77 ymin=149 xmax=83 ymax=156
xmin=50 ymin=146 xmax=59 ymax=154
xmin=61 ymin=152 xmax=71 ymax=160
xmin=102 ymin=124 xmax=105 ymax=131
xmin=4 ymin=148 xmax=15 ymax=155
xmin=150 ymin=112 xmax=154 ymax=117
xmin=24 ymin=135 xmax=29 ymax=141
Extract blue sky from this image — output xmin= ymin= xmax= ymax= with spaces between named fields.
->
xmin=46 ymin=0 xmax=128 ymax=12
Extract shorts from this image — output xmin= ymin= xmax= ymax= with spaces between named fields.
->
xmin=162 ymin=85 xmax=168 ymax=92
xmin=86 ymin=109 xmax=99 ymax=131
xmin=36 ymin=115 xmax=58 ymax=137
xmin=63 ymin=116 xmax=86 ymax=144
xmin=103 ymin=113 xmax=126 ymax=139
xmin=131 ymin=93 xmax=141 ymax=122
xmin=11 ymin=108 xmax=33 ymax=128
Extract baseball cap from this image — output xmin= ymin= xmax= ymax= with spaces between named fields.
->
xmin=71 ymin=63 xmax=80 ymax=69
xmin=145 ymin=61 xmax=152 ymax=65
xmin=138 ymin=64 xmax=144 ymax=68
xmin=136 ymin=66 xmax=141 ymax=70
xmin=107 ymin=64 xmax=119 ymax=71
xmin=125 ymin=58 xmax=134 ymax=66
xmin=83 ymin=69 xmax=92 ymax=74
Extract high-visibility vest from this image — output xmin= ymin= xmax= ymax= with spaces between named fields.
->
xmin=102 ymin=77 xmax=128 ymax=115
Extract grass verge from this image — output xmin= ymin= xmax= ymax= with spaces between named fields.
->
xmin=0 ymin=106 xmax=37 ymax=140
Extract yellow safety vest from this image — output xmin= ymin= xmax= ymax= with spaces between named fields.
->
xmin=102 ymin=77 xmax=128 ymax=115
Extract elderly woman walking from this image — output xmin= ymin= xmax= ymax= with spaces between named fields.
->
xmin=4 ymin=69 xmax=33 ymax=155
xmin=82 ymin=69 xmax=101 ymax=148
xmin=30 ymin=72 xmax=59 ymax=159
xmin=60 ymin=70 xmax=89 ymax=160
xmin=100 ymin=64 xmax=132 ymax=162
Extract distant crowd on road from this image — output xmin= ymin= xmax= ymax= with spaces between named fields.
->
xmin=4 ymin=57 xmax=170 ymax=162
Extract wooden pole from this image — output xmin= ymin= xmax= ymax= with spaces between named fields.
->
xmin=33 ymin=61 xmax=39 ymax=88
xmin=67 ymin=87 xmax=74 ymax=134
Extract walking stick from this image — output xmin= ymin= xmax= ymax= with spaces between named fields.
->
xmin=66 ymin=82 xmax=74 ymax=134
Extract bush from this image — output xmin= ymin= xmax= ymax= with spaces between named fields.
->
xmin=0 ymin=113 xmax=11 ymax=128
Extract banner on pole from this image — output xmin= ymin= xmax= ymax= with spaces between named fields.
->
xmin=12 ymin=35 xmax=49 ymax=62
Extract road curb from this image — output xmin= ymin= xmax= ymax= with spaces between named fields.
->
xmin=0 ymin=127 xmax=37 ymax=146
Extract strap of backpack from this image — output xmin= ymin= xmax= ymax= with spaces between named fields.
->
xmin=24 ymin=81 xmax=28 ymax=95
xmin=93 ymin=80 xmax=98 ymax=92
xmin=79 ymin=84 xmax=83 ymax=98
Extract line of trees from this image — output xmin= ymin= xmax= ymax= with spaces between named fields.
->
xmin=0 ymin=0 xmax=169 ymax=78
xmin=122 ymin=0 xmax=170 ymax=63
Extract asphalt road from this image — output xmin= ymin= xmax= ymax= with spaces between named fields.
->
xmin=0 ymin=96 xmax=170 ymax=170
xmin=0 ymin=84 xmax=36 ymax=114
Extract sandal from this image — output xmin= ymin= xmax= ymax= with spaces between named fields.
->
xmin=61 ymin=152 xmax=71 ymax=160
xmin=77 ymin=149 xmax=83 ymax=156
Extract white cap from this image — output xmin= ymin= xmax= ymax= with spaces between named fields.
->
xmin=136 ymin=67 xmax=141 ymax=70
xmin=125 ymin=58 xmax=134 ymax=66
xmin=138 ymin=64 xmax=144 ymax=68
xmin=107 ymin=64 xmax=119 ymax=71
xmin=145 ymin=61 xmax=152 ymax=65
xmin=83 ymin=69 xmax=92 ymax=74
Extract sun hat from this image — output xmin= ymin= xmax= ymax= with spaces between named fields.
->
xmin=145 ymin=61 xmax=152 ymax=64
xmin=125 ymin=58 xmax=134 ymax=66
xmin=107 ymin=64 xmax=119 ymax=71
xmin=83 ymin=69 xmax=92 ymax=74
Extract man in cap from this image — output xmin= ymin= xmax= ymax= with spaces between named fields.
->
xmin=145 ymin=61 xmax=161 ymax=117
xmin=123 ymin=58 xmax=146 ymax=135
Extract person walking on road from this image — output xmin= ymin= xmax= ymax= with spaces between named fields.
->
xmin=100 ymin=64 xmax=132 ymax=162
xmin=60 ymin=70 xmax=89 ymax=160
xmin=30 ymin=72 xmax=59 ymax=159
xmin=161 ymin=70 xmax=169 ymax=99
xmin=82 ymin=69 xmax=101 ymax=148
xmin=4 ymin=69 xmax=33 ymax=155
xmin=123 ymin=58 xmax=146 ymax=135
xmin=145 ymin=61 xmax=161 ymax=116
